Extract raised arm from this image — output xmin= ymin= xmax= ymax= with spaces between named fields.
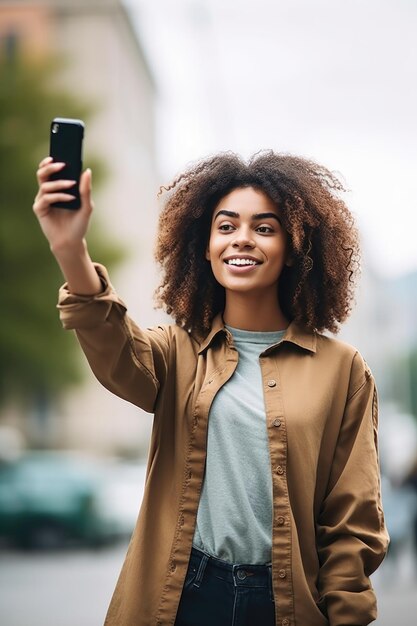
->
xmin=33 ymin=157 xmax=169 ymax=413
xmin=33 ymin=156 xmax=102 ymax=295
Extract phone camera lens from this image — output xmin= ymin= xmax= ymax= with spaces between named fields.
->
xmin=52 ymin=123 xmax=59 ymax=134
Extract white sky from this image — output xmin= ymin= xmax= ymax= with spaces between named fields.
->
xmin=124 ymin=0 xmax=417 ymax=279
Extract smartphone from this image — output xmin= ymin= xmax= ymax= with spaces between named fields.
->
xmin=49 ymin=117 xmax=84 ymax=209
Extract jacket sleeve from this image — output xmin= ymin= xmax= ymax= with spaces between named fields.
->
xmin=57 ymin=264 xmax=170 ymax=413
xmin=316 ymin=353 xmax=390 ymax=626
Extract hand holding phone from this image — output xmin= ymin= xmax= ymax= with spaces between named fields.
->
xmin=49 ymin=117 xmax=84 ymax=209
xmin=33 ymin=159 xmax=101 ymax=295
xmin=33 ymin=117 xmax=101 ymax=293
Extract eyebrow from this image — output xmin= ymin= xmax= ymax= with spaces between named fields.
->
xmin=214 ymin=209 xmax=282 ymax=225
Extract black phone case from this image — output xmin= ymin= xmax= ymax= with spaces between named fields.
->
xmin=49 ymin=117 xmax=84 ymax=210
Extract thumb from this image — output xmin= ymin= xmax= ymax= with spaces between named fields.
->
xmin=79 ymin=168 xmax=94 ymax=212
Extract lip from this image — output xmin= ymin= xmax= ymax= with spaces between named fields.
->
xmin=225 ymin=263 xmax=259 ymax=274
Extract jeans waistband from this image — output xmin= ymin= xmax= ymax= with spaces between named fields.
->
xmin=189 ymin=545 xmax=273 ymax=591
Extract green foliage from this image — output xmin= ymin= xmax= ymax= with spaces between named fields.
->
xmin=401 ymin=348 xmax=417 ymax=421
xmin=391 ymin=347 xmax=417 ymax=422
xmin=0 ymin=56 xmax=124 ymax=406
xmin=409 ymin=349 xmax=417 ymax=420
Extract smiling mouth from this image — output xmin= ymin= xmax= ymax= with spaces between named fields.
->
xmin=224 ymin=259 xmax=261 ymax=266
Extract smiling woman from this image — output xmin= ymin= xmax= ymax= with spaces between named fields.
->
xmin=205 ymin=187 xmax=290 ymax=331
xmin=155 ymin=150 xmax=360 ymax=336
xmin=33 ymin=149 xmax=389 ymax=626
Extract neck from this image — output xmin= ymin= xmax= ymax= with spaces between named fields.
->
xmin=223 ymin=289 xmax=289 ymax=331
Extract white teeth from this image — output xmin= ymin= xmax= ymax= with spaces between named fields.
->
xmin=226 ymin=258 xmax=257 ymax=266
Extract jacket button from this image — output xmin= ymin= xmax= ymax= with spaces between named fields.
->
xmin=273 ymin=418 xmax=281 ymax=427
xmin=282 ymin=619 xmax=290 ymax=626
xmin=278 ymin=569 xmax=286 ymax=578
xmin=277 ymin=516 xmax=285 ymax=525
xmin=267 ymin=379 xmax=277 ymax=387
xmin=275 ymin=465 xmax=284 ymax=475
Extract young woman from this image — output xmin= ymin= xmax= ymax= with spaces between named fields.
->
xmin=33 ymin=150 xmax=389 ymax=626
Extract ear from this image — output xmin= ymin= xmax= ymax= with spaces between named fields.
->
xmin=285 ymin=256 xmax=294 ymax=267
xmin=205 ymin=245 xmax=211 ymax=261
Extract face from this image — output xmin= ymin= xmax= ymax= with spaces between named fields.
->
xmin=205 ymin=186 xmax=291 ymax=297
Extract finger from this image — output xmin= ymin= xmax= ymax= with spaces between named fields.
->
xmin=79 ymin=169 xmax=93 ymax=213
xmin=33 ymin=193 xmax=76 ymax=214
xmin=36 ymin=161 xmax=66 ymax=184
xmin=40 ymin=179 xmax=77 ymax=194
xmin=38 ymin=156 xmax=53 ymax=168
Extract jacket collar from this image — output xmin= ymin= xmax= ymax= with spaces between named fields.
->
xmin=197 ymin=313 xmax=228 ymax=355
xmin=197 ymin=312 xmax=317 ymax=355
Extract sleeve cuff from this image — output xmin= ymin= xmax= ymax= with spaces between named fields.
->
xmin=57 ymin=263 xmax=127 ymax=329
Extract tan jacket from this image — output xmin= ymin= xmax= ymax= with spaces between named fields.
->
xmin=58 ymin=265 xmax=389 ymax=626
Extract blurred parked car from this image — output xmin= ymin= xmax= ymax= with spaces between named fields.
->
xmin=0 ymin=451 xmax=145 ymax=549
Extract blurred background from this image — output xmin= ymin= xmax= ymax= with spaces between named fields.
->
xmin=0 ymin=0 xmax=416 ymax=624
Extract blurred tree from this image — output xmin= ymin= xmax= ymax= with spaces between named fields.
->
xmin=0 ymin=52 xmax=124 ymax=419
xmin=405 ymin=348 xmax=417 ymax=421
xmin=392 ymin=347 xmax=417 ymax=423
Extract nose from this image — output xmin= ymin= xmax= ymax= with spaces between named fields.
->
xmin=231 ymin=227 xmax=255 ymax=248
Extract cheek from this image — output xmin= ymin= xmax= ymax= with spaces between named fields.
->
xmin=206 ymin=243 xmax=226 ymax=280
xmin=206 ymin=231 xmax=224 ymax=261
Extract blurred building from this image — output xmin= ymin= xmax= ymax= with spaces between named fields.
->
xmin=340 ymin=264 xmax=417 ymax=403
xmin=0 ymin=0 xmax=164 ymax=456
xmin=340 ymin=262 xmax=417 ymax=481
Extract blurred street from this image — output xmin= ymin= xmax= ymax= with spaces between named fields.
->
xmin=0 ymin=542 xmax=128 ymax=626
xmin=0 ymin=540 xmax=416 ymax=626
xmin=1 ymin=1 xmax=417 ymax=625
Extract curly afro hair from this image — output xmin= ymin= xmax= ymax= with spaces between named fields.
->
xmin=154 ymin=150 xmax=360 ymax=337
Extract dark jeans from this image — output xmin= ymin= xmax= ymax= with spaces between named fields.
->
xmin=174 ymin=546 xmax=276 ymax=626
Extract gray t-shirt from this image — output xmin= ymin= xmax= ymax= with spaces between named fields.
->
xmin=193 ymin=324 xmax=286 ymax=564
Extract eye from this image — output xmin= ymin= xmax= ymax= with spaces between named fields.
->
xmin=218 ymin=223 xmax=235 ymax=232
xmin=256 ymin=225 xmax=274 ymax=234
